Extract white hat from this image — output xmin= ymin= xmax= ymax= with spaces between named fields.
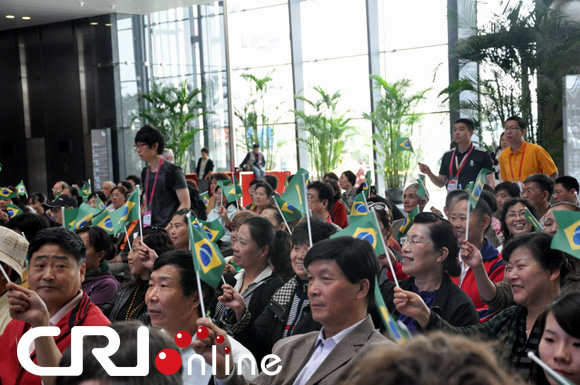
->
xmin=0 ymin=227 xmax=29 ymax=282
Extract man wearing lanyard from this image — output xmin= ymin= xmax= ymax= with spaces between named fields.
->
xmin=498 ymin=116 xmax=558 ymax=185
xmin=135 ymin=125 xmax=190 ymax=227
xmin=419 ymin=119 xmax=495 ymax=192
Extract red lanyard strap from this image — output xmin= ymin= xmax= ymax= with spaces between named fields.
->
xmin=508 ymin=142 xmax=526 ymax=182
xmin=448 ymin=144 xmax=474 ymax=178
xmin=145 ymin=158 xmax=164 ymax=206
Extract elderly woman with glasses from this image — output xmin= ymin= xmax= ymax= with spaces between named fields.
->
xmin=380 ymin=212 xmax=479 ymax=334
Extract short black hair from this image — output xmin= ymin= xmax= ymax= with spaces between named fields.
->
xmin=201 ymin=147 xmax=209 ymax=155
xmin=242 ymin=216 xmax=275 ymax=250
xmin=211 ymin=173 xmax=230 ymax=183
xmin=291 ymin=218 xmax=338 ymax=246
xmin=455 ymin=193 xmax=493 ymax=232
xmin=323 ymin=172 xmax=339 ymax=181
xmin=504 ymin=116 xmax=527 ymax=130
xmin=454 ymin=118 xmax=474 ymax=131
xmin=76 ymin=226 xmax=116 ymax=264
xmin=118 ymin=180 xmax=133 ymax=192
xmin=555 ymin=175 xmax=579 ymax=193
xmin=500 ymin=198 xmax=537 ymax=242
xmin=414 ymin=212 xmax=460 ymax=277
xmin=253 ymin=180 xmax=274 ymax=198
xmin=28 ymin=227 xmax=86 ymax=264
xmin=341 ymin=171 xmax=357 ymax=186
xmin=495 ymin=182 xmax=521 ymax=198
xmin=538 ymin=292 xmax=580 ymax=341
xmin=28 ymin=192 xmax=47 ymax=205
xmin=523 ymin=173 xmax=555 ymax=199
xmin=153 ymin=251 xmax=214 ymax=315
xmin=126 ymin=175 xmax=141 ymax=186
xmin=445 ymin=190 xmax=467 ymax=210
xmin=304 ymin=236 xmax=378 ymax=302
xmin=134 ymin=125 xmax=165 ymax=154
xmin=503 ymin=232 xmax=569 ymax=285
xmin=263 ymin=175 xmax=278 ymax=190
xmin=6 ymin=213 xmax=50 ymax=242
xmin=307 ymin=181 xmax=334 ymax=206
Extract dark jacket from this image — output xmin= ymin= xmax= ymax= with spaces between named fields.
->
xmin=381 ymin=274 xmax=479 ymax=329
xmin=100 ymin=280 xmax=150 ymax=325
xmin=195 ymin=157 xmax=214 ymax=179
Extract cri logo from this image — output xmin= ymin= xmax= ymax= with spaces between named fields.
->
xmin=155 ymin=326 xmax=228 ymax=375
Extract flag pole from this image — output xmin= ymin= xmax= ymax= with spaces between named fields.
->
xmin=137 ymin=185 xmax=143 ymax=237
xmin=528 ymin=352 xmax=571 ymax=385
xmin=61 ymin=207 xmax=65 ymax=228
xmin=187 ymin=213 xmax=207 ymax=318
xmin=302 ymin=173 xmax=313 ymax=247
xmin=125 ymin=225 xmax=132 ymax=252
xmin=369 ymin=205 xmax=400 ymax=288
xmin=273 ymin=198 xmax=292 ymax=235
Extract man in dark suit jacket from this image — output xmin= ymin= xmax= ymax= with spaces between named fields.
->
xmin=196 ymin=147 xmax=214 ymax=192
xmin=194 ymin=236 xmax=390 ymax=385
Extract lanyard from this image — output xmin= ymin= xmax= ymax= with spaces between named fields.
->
xmin=449 ymin=144 xmax=474 ymax=178
xmin=145 ymin=158 xmax=164 ymax=206
xmin=508 ymin=142 xmax=527 ymax=182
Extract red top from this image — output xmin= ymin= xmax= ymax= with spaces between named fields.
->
xmin=331 ymin=200 xmax=348 ymax=229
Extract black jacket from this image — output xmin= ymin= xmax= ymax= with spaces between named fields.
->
xmin=380 ymin=274 xmax=479 ymax=329
xmin=195 ymin=157 xmax=214 ymax=179
xmin=101 ymin=280 xmax=150 ymax=325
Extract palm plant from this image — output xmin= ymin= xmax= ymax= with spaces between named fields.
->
xmin=135 ymin=80 xmax=207 ymax=171
xmin=294 ymin=87 xmax=354 ymax=180
xmin=234 ymin=72 xmax=280 ymax=170
xmin=363 ymin=76 xmax=429 ymax=189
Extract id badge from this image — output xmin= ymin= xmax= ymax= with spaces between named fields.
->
xmin=143 ymin=210 xmax=152 ymax=227
xmin=447 ymin=178 xmax=458 ymax=192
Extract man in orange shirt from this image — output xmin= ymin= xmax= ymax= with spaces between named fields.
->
xmin=498 ymin=116 xmax=558 ymax=184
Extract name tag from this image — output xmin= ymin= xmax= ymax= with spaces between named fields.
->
xmin=143 ymin=210 xmax=152 ymax=227
xmin=447 ymin=178 xmax=459 ymax=192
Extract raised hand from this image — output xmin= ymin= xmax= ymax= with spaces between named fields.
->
xmin=459 ymin=240 xmax=483 ymax=269
xmin=418 ymin=162 xmax=432 ymax=175
xmin=137 ymin=240 xmax=158 ymax=272
xmin=7 ymin=282 xmax=51 ymax=328
xmin=218 ymin=284 xmax=247 ymax=321
xmin=393 ymin=287 xmax=431 ymax=328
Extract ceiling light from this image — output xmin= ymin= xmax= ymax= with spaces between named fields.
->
xmin=90 ymin=22 xmax=99 ymax=25
xmin=22 ymin=16 xmax=31 ymax=20
xmin=105 ymin=23 xmax=112 ymax=27
xmin=6 ymin=15 xmax=15 ymax=19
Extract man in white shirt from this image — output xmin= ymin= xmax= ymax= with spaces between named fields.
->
xmin=192 ymin=237 xmax=390 ymax=385
xmin=146 ymin=250 xmax=258 ymax=385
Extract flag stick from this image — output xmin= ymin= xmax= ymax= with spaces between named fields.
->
xmin=302 ymin=173 xmax=313 ymax=247
xmin=137 ymin=185 xmax=143 ymax=237
xmin=0 ymin=263 xmax=11 ymax=283
xmin=528 ymin=352 xmax=571 ymax=385
xmin=222 ymin=276 xmax=227 ymax=285
xmin=88 ymin=179 xmax=92 ymax=193
xmin=125 ymin=225 xmax=132 ymax=252
xmin=370 ymin=206 xmax=400 ymax=288
xmin=273 ymin=198 xmax=292 ymax=235
xmin=186 ymin=213 xmax=207 ymax=317
xmin=61 ymin=207 xmax=65 ymax=228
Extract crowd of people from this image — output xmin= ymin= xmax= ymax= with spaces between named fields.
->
xmin=0 ymin=118 xmax=579 ymax=385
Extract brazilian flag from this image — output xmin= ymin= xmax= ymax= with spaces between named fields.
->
xmin=93 ymin=210 xmax=115 ymax=235
xmin=416 ymin=176 xmax=428 ymax=198
xmin=16 ymin=181 xmax=27 ymax=197
xmin=188 ymin=215 xmax=226 ymax=289
xmin=525 ymin=207 xmax=543 ymax=231
xmin=6 ymin=204 xmax=23 ymax=219
xmin=350 ymin=193 xmax=369 ymax=219
xmin=396 ymin=137 xmax=413 ymax=152
xmin=63 ymin=208 xmax=79 ymax=230
xmin=96 ymin=196 xmax=107 ymax=210
xmin=274 ymin=196 xmax=303 ymax=222
xmin=71 ymin=203 xmax=104 ymax=230
xmin=551 ymin=211 xmax=580 ymax=259
xmin=330 ymin=212 xmax=385 ymax=256
xmin=0 ymin=187 xmax=17 ymax=199
xmin=361 ymin=171 xmax=372 ymax=198
xmin=468 ymin=168 xmax=492 ymax=211
xmin=281 ymin=168 xmax=309 ymax=215
xmin=198 ymin=218 xmax=226 ymax=243
xmin=397 ymin=206 xmax=419 ymax=240
xmin=200 ymin=192 xmax=210 ymax=208
xmin=79 ymin=181 xmax=91 ymax=201
xmin=374 ymin=276 xmax=409 ymax=344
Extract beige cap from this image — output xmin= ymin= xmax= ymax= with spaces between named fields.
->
xmin=0 ymin=227 xmax=29 ymax=281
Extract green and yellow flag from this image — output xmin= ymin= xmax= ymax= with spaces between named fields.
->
xmin=362 ymin=171 xmax=372 ymax=198
xmin=96 ymin=195 xmax=107 ymax=210
xmin=468 ymin=168 xmax=492 ymax=211
xmin=281 ymin=168 xmax=309 ymax=215
xmin=92 ymin=210 xmax=115 ymax=234
xmin=397 ymin=206 xmax=419 ymax=240
xmin=274 ymin=196 xmax=303 ymax=222
xmin=110 ymin=191 xmax=140 ymax=234
xmin=197 ymin=218 xmax=226 ymax=243
xmin=63 ymin=208 xmax=79 ymax=230
xmin=70 ymin=203 xmax=104 ymax=230
xmin=200 ymin=192 xmax=210 ymax=208
xmin=396 ymin=137 xmax=414 ymax=152
xmin=551 ymin=211 xmax=580 ymax=259
xmin=416 ymin=176 xmax=428 ymax=198
xmin=0 ymin=187 xmax=17 ymax=199
xmin=188 ymin=215 xmax=226 ymax=289
xmin=79 ymin=182 xmax=91 ymax=201
xmin=16 ymin=181 xmax=27 ymax=197
xmin=525 ymin=207 xmax=543 ymax=231
xmin=350 ymin=193 xmax=369 ymax=219
xmin=330 ymin=212 xmax=385 ymax=256
xmin=6 ymin=204 xmax=23 ymax=219
xmin=374 ymin=276 xmax=408 ymax=344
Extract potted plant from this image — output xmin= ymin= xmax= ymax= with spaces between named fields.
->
xmin=294 ymin=87 xmax=354 ymax=180
xmin=363 ymin=75 xmax=429 ymax=202
xmin=135 ymin=80 xmax=208 ymax=171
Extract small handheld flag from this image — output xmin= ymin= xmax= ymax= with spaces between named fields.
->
xmin=350 ymin=193 xmax=369 ymax=218
xmin=416 ymin=176 xmax=429 ymax=198
xmin=281 ymin=168 xmax=309 ymax=215
xmin=274 ymin=196 xmax=303 ymax=222
xmin=6 ymin=204 xmax=23 ymax=219
xmin=551 ymin=211 xmax=580 ymax=260
xmin=468 ymin=168 xmax=492 ymax=210
xmin=188 ymin=215 xmax=226 ymax=289
xmin=525 ymin=207 xmax=543 ymax=231
xmin=330 ymin=212 xmax=385 ymax=256
xmin=374 ymin=276 xmax=408 ymax=344
xmin=0 ymin=187 xmax=17 ymax=199
xmin=396 ymin=138 xmax=414 ymax=152
xmin=93 ymin=210 xmax=115 ymax=234
xmin=397 ymin=206 xmax=419 ymax=240
xmin=200 ymin=192 xmax=210 ymax=208
xmin=16 ymin=181 xmax=27 ymax=197
xmin=198 ymin=218 xmax=226 ymax=243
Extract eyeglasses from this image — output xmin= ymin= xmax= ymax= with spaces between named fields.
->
xmin=400 ymin=237 xmax=433 ymax=246
xmin=134 ymin=143 xmax=148 ymax=149
xmin=504 ymin=125 xmax=521 ymax=131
